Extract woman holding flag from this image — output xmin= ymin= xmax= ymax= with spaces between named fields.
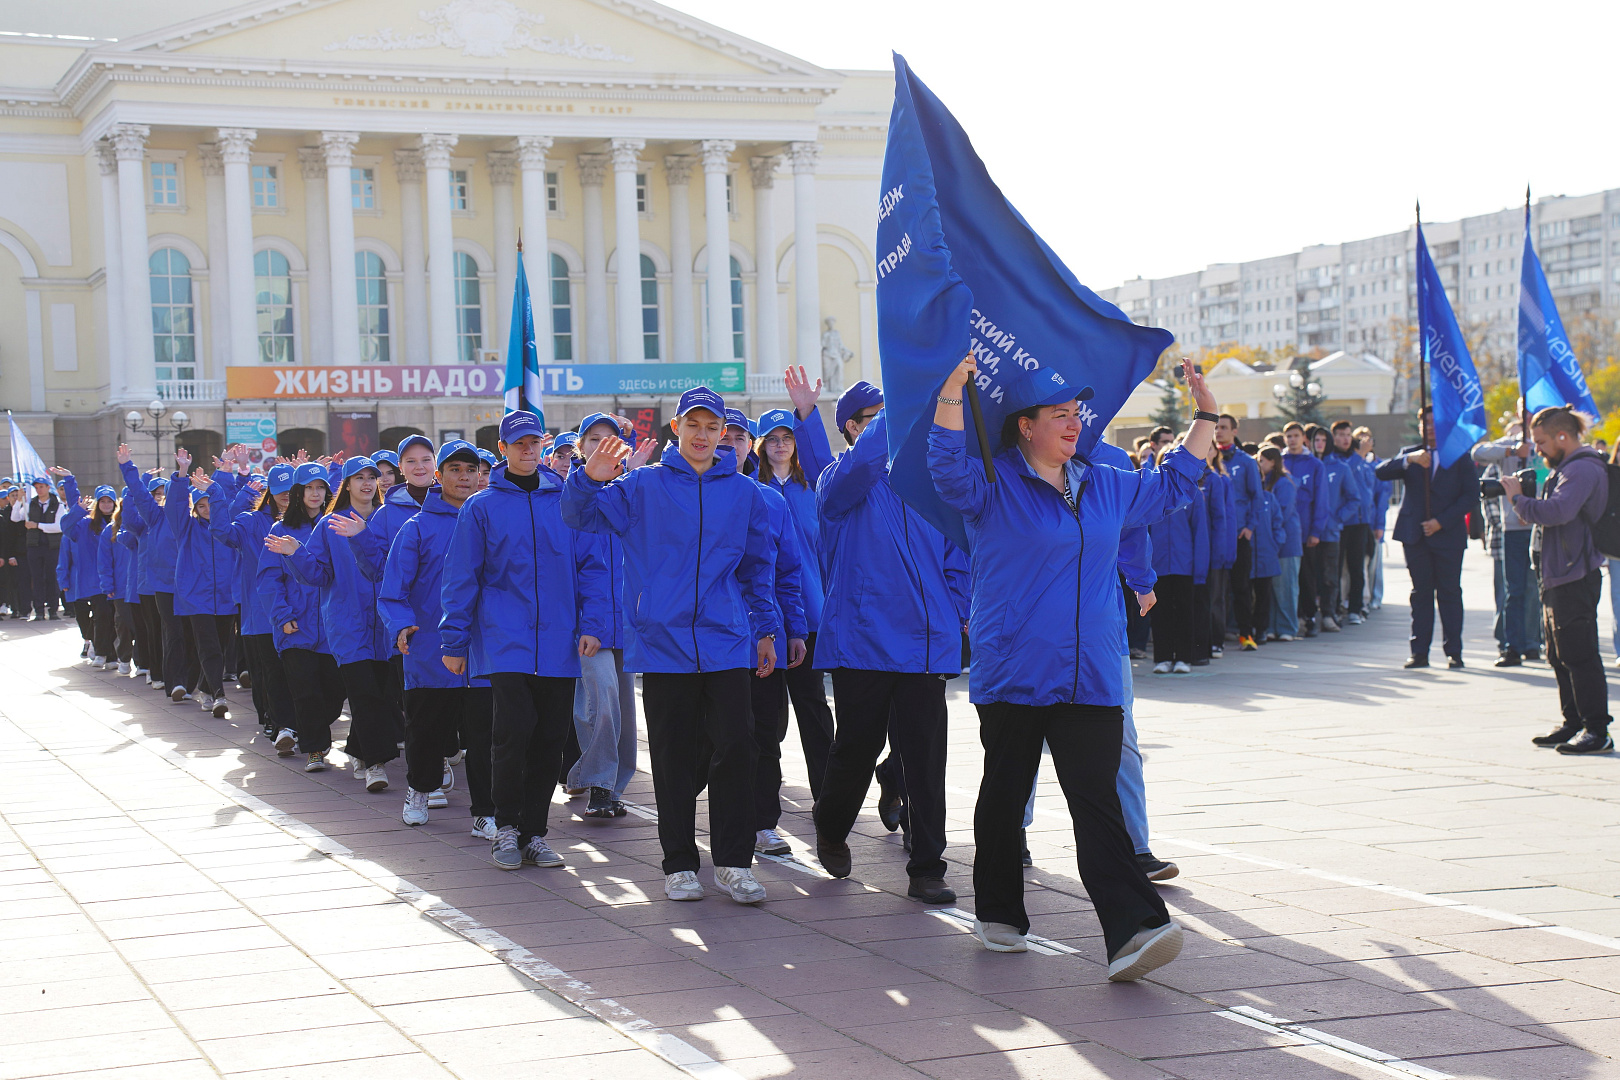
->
xmin=928 ymin=354 xmax=1218 ymax=983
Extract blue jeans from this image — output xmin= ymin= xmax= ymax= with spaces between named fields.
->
xmin=1025 ymin=655 xmax=1148 ymax=854
xmin=1499 ymin=531 xmax=1534 ymax=656
xmin=567 ymin=647 xmax=638 ymax=798
xmin=1609 ymin=560 xmax=1620 ymax=657
xmin=1271 ymin=556 xmax=1301 ymax=638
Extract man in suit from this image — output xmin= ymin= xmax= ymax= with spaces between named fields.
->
xmin=1375 ymin=407 xmax=1480 ymax=669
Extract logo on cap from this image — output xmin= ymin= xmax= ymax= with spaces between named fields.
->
xmin=676 ymin=386 xmax=726 ymax=418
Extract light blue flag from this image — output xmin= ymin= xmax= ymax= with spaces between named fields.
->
xmin=502 ymin=253 xmax=545 ymax=427
xmin=1519 ymin=203 xmax=1600 ymax=419
xmin=8 ymin=411 xmax=47 ymax=484
xmin=1416 ymin=221 xmax=1487 ymax=468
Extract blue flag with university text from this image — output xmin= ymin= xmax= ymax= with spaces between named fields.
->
xmin=1519 ymin=204 xmax=1599 ymax=419
xmin=1415 ymin=221 xmax=1487 ymax=467
xmin=876 ymin=53 xmax=1172 ymax=551
xmin=503 ymin=254 xmax=545 ymax=428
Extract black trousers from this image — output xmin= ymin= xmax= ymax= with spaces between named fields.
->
xmin=26 ymin=543 xmax=58 ymax=616
xmin=815 ymin=669 xmax=948 ymax=880
xmin=280 ymin=648 xmax=346 ymax=755
xmin=242 ymin=633 xmax=294 ymax=734
xmin=154 ymin=591 xmax=198 ymax=693
xmin=1403 ymin=541 xmax=1464 ymax=659
xmin=1545 ymin=569 xmax=1610 ymax=735
xmin=406 ymin=686 xmax=494 ymax=814
xmin=1230 ymin=537 xmax=1254 ymax=637
xmin=1151 ymin=575 xmax=1194 ymax=663
xmin=1207 ymin=567 xmax=1229 ymax=646
xmin=91 ymin=595 xmax=117 ymax=660
xmin=72 ymin=598 xmax=94 ymax=643
xmin=1341 ymin=524 xmax=1369 ymax=615
xmin=111 ymin=599 xmax=137 ymax=664
xmin=137 ymin=594 xmax=162 ymax=678
xmin=973 ymin=702 xmax=1169 ymax=956
xmin=643 ymin=669 xmax=756 ymax=873
xmin=1315 ymin=540 xmax=1342 ymax=620
xmin=750 ymin=632 xmax=835 ymax=828
xmin=1191 ymin=582 xmax=1212 ymax=661
xmin=1298 ymin=544 xmax=1321 ymax=623
xmin=488 ymin=672 xmax=575 ymax=842
xmin=339 ymin=659 xmax=402 ymax=767
xmin=186 ymin=612 xmax=234 ymax=698
xmin=1250 ymin=575 xmax=1274 ymax=641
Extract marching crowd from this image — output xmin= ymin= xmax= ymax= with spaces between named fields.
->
xmin=3 ymin=357 xmax=1603 ymax=985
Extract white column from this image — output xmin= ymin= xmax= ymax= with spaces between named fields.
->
xmin=111 ymin=124 xmax=156 ymax=401
xmin=791 ymin=141 xmax=822 ymax=382
xmin=664 ymin=155 xmax=696 ymax=364
xmin=321 ymin=131 xmax=361 ymax=366
xmin=393 ymin=149 xmax=427 ymax=365
xmin=701 ymin=140 xmax=735 ymax=365
xmin=578 ymin=152 xmax=610 ymax=364
xmin=610 ymin=138 xmax=645 ymax=364
xmin=297 ymin=148 xmax=332 ymax=365
xmin=420 ymin=133 xmax=459 ymax=364
xmin=216 ymin=128 xmax=258 ymax=368
xmin=197 ymin=143 xmax=231 ymax=378
xmin=750 ymin=155 xmax=781 ymax=376
xmin=488 ymin=150 xmax=518 ymax=354
xmin=516 ymin=136 xmax=554 ymax=364
xmin=95 ymin=142 xmax=125 ymax=401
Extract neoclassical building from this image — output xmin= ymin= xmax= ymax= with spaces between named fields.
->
xmin=0 ymin=0 xmax=887 ymax=471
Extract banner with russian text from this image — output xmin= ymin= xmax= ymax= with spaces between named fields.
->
xmin=227 ymin=363 xmax=747 ymax=400
xmin=225 ymin=412 xmax=278 ymax=469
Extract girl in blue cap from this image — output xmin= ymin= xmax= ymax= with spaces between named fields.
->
xmin=565 ymin=387 xmax=781 ymax=904
xmin=119 ymin=447 xmax=200 ymax=693
xmin=169 ymin=448 xmax=240 ymax=718
xmin=100 ymin=487 xmax=140 ymax=675
xmin=268 ymin=456 xmax=399 ymax=791
xmin=50 ymin=469 xmax=95 ymax=660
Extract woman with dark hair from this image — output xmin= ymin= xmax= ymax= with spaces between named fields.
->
xmin=927 ymin=355 xmax=1219 ymax=982
xmin=371 ymin=449 xmax=401 ymax=494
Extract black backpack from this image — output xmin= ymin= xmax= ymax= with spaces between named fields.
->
xmin=1588 ymin=462 xmax=1620 ymax=560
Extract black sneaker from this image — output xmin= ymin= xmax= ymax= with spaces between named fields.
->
xmin=816 ymin=834 xmax=852 ymax=878
xmin=1404 ymin=655 xmax=1429 ymax=669
xmin=1136 ymin=852 xmax=1180 ymax=881
xmin=907 ymin=877 xmax=957 ymax=904
xmin=1532 ymin=723 xmax=1582 ymax=748
xmin=1495 ymin=651 xmax=1522 ymax=668
xmin=1524 ymin=648 xmax=1542 ymax=661
xmin=877 ymin=784 xmax=904 ymax=833
xmin=1448 ymin=656 xmax=1465 ymax=670
xmin=583 ymin=787 xmax=615 ymax=818
xmin=610 ymin=800 xmax=628 ymax=818
xmin=1557 ymin=731 xmax=1615 ymax=755
xmin=1303 ymin=620 xmax=1319 ymax=638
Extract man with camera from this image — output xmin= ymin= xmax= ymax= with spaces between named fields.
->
xmin=1500 ymin=406 xmax=1613 ymax=754
xmin=1474 ymin=421 xmax=1539 ymax=667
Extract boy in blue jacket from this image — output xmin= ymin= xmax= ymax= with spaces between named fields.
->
xmin=1315 ymin=427 xmax=1365 ymax=632
xmin=1331 ymin=421 xmax=1376 ymax=625
xmin=564 ymin=388 xmax=780 ymax=905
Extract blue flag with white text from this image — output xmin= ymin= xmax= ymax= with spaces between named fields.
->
xmin=876 ymin=54 xmax=1173 ymax=551
xmin=1519 ymin=204 xmax=1599 ymax=419
xmin=1415 ymin=222 xmax=1487 ymax=468
xmin=503 ymin=254 xmax=545 ymax=428
xmin=8 ymin=411 xmax=47 ymax=484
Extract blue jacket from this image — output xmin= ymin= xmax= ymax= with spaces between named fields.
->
xmin=285 ymin=510 xmax=392 ymax=666
xmin=118 ymin=460 xmax=177 ymax=593
xmin=1336 ymin=450 xmax=1377 ymax=527
xmin=1250 ymin=488 xmax=1288 ymax=579
xmin=257 ymin=522 xmax=327 ymax=654
xmin=1283 ymin=450 xmax=1324 ymax=541
xmin=562 ymin=445 xmax=777 ymax=674
xmin=755 ymin=480 xmax=808 ymax=642
xmin=1371 ymin=469 xmax=1393 ymax=536
xmin=929 ymin=425 xmax=1200 ymax=706
xmin=1149 ymin=479 xmax=1208 ymax=581
xmin=1273 ymin=473 xmax=1303 ymax=559
xmin=1316 ymin=452 xmax=1363 ymax=543
xmin=1221 ymin=445 xmax=1262 ymax=534
xmin=1207 ymin=469 xmax=1236 ymax=570
xmin=98 ymin=523 xmax=137 ymax=604
xmin=572 ymin=529 xmax=626 ymax=652
xmin=353 ymin=483 xmax=430 ymax=583
xmin=816 ymin=411 xmax=964 ymax=675
xmin=1095 ymin=441 xmax=1156 ymax=655
xmin=208 ymin=477 xmax=279 ymax=637
xmin=758 ymin=415 xmax=832 ymax=633
xmin=1375 ymin=446 xmax=1480 ymax=552
xmin=379 ymin=490 xmax=489 ymax=690
xmin=443 ymin=463 xmax=608 ymax=679
xmin=55 ymin=477 xmax=97 ymax=602
xmin=166 ymin=475 xmax=238 ymax=617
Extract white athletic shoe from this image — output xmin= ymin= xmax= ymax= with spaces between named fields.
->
xmin=274 ymin=728 xmax=296 ymax=757
xmin=117 ymin=661 xmax=131 ymax=675
xmin=169 ymin=685 xmax=189 ymax=702
xmin=197 ymin=693 xmax=214 ymax=713
xmin=441 ymin=761 xmax=455 ymax=791
xmin=471 ymin=816 xmax=497 ymax=840
xmin=446 ymin=749 xmax=466 ymax=767
xmin=754 ymin=829 xmax=791 ymax=855
xmin=92 ymin=656 xmax=108 ymax=670
xmin=714 ymin=866 xmax=766 ymax=904
xmin=364 ymin=763 xmax=389 ymax=793
xmin=1151 ymin=661 xmax=1173 ymax=675
xmin=664 ymin=871 xmax=704 ymax=901
xmin=1107 ymin=921 xmax=1184 ymax=982
xmin=427 ymin=788 xmax=448 ymax=809
xmin=151 ymin=680 xmax=164 ymax=691
xmin=212 ymin=696 xmax=229 ymax=719
xmin=1171 ymin=661 xmax=1192 ymax=674
xmin=352 ymin=758 xmax=366 ymax=780
xmin=974 ymin=919 xmax=1029 ymax=953
xmin=402 ymin=789 xmax=430 ymax=826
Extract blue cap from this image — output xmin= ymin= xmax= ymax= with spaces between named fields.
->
xmin=93 ymin=485 xmax=116 ymax=502
xmin=577 ymin=412 xmax=636 ymax=448
xmin=499 ymin=410 xmax=545 ymax=443
xmin=552 ymin=431 xmax=579 ymax=451
xmin=341 ymin=455 xmax=379 ymax=481
xmin=475 ymin=448 xmax=497 ymax=466
xmin=835 ymin=381 xmax=884 ymax=432
xmin=397 ymin=433 xmax=433 ymax=458
xmin=755 ymin=408 xmax=795 ymax=438
xmin=1004 ymin=368 xmax=1094 ymax=412
xmin=292 ymin=462 xmax=329 ymax=488
xmin=145 ymin=476 xmax=167 ymax=493
xmin=31 ymin=476 xmax=50 ymax=487
xmin=119 ymin=486 xmax=129 ymax=499
xmin=371 ymin=449 xmax=400 ymax=469
xmin=675 ymin=385 xmax=726 ymax=419
xmin=436 ymin=440 xmax=480 ymax=467
xmin=723 ymin=408 xmax=751 ymax=434
xmin=266 ymin=464 xmax=296 ymax=495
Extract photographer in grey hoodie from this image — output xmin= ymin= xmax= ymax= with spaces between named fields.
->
xmin=1474 ymin=419 xmax=1542 ymax=667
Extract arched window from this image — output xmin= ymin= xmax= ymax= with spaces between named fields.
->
xmin=356 ymin=251 xmax=390 ymax=363
xmin=254 ymin=250 xmax=294 ymax=364
xmin=550 ymin=252 xmax=573 ymax=361
xmin=149 ymin=248 xmax=195 ymax=382
xmin=640 ymin=253 xmax=659 ymax=360
xmin=701 ymin=254 xmax=746 ymax=361
xmin=453 ymin=251 xmax=482 ymax=363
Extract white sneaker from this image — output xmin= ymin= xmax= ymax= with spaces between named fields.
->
xmin=471 ymin=815 xmax=497 ymax=840
xmin=135 ymin=668 xmax=149 ymax=681
xmin=93 ymin=656 xmax=108 ymax=670
xmin=974 ymin=919 xmax=1029 ymax=953
xmin=274 ymin=729 xmax=296 ymax=757
xmin=1171 ymin=661 xmax=1191 ymax=674
xmin=1346 ymin=612 xmax=1364 ymax=625
xmin=446 ymin=749 xmax=466 ymax=767
xmin=365 ymin=763 xmax=389 ymax=793
xmin=197 ymin=693 xmax=214 ymax=713
xmin=169 ymin=685 xmax=189 ymax=702
xmin=441 ymin=761 xmax=456 ymax=791
xmin=714 ymin=866 xmax=766 ymax=904
xmin=427 ymin=788 xmax=448 ymax=809
xmin=1274 ymin=634 xmax=1295 ymax=642
xmin=1152 ymin=661 xmax=1173 ymax=675
xmin=1107 ymin=921 xmax=1184 ymax=982
xmin=212 ymin=696 xmax=229 ymax=718
xmin=665 ymin=870 xmax=704 ymax=901
xmin=754 ymin=829 xmax=791 ymax=855
xmin=117 ymin=661 xmax=131 ymax=675
xmin=402 ymin=789 xmax=430 ymax=826
xmin=352 ymin=758 xmax=367 ymax=780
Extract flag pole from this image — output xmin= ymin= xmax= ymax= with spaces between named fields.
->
xmin=963 ymin=377 xmax=996 ymax=483
xmin=1521 ymin=185 xmax=1533 ymax=460
xmin=1416 ymin=199 xmax=1432 ymax=519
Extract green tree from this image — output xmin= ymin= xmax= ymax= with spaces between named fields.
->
xmin=1147 ymin=372 xmax=1184 ymax=433
xmin=1483 ymin=379 xmax=1520 ymax=438
xmin=1272 ymin=354 xmax=1326 ymax=426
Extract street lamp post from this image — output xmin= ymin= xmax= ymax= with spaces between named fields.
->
xmin=123 ymin=399 xmax=190 ymax=472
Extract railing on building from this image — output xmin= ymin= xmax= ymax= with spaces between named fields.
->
xmin=746 ymin=373 xmax=789 ymax=396
xmin=156 ymin=379 xmax=226 ymax=402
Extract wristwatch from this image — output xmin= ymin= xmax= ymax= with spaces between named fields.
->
xmin=1193 ymin=410 xmax=1219 ymax=423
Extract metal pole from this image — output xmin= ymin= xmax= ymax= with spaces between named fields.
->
xmin=964 ymin=377 xmax=995 ymax=483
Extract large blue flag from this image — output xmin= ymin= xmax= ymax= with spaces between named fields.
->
xmin=1519 ymin=203 xmax=1599 ymax=419
xmin=876 ymin=54 xmax=1172 ymax=550
xmin=8 ymin=411 xmax=47 ymax=484
xmin=503 ymin=252 xmax=545 ymax=427
xmin=1415 ymin=221 xmax=1487 ymax=467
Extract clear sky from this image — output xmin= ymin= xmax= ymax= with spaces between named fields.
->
xmin=674 ymin=0 xmax=1620 ymax=288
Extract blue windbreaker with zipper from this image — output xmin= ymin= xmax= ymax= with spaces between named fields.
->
xmin=1207 ymin=468 xmax=1236 ymax=570
xmin=284 ymin=509 xmax=391 ymax=665
xmin=257 ymin=522 xmax=326 ymax=654
xmin=1250 ymin=487 xmax=1288 ymax=579
xmin=1317 ymin=452 xmax=1363 ymax=542
xmin=758 ymin=414 xmax=831 ymax=632
xmin=118 ymin=461 xmax=177 ymax=593
xmin=1283 ymin=450 xmax=1324 ymax=541
xmin=1149 ymin=478 xmax=1208 ymax=580
xmin=55 ymin=476 xmax=95 ymax=602
xmin=352 ymin=482 xmax=429 ymax=583
xmin=753 ymin=478 xmax=808 ymax=643
xmin=379 ymin=489 xmax=489 ymax=689
xmin=1274 ymin=473 xmax=1303 ymax=559
xmin=166 ymin=475 xmax=238 ymax=617
xmin=207 ymin=475 xmax=278 ymax=637
xmin=1221 ymin=444 xmax=1262 ymax=534
xmin=1095 ymin=441 xmax=1156 ymax=656
xmin=99 ymin=520 xmax=138 ymax=605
